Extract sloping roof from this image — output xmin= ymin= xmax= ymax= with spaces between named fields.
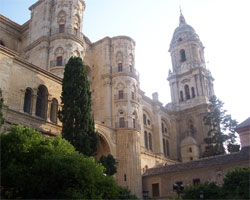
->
xmin=237 ymin=117 xmax=250 ymax=129
xmin=143 ymin=146 xmax=250 ymax=177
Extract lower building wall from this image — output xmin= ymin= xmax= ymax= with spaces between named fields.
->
xmin=142 ymin=160 xmax=249 ymax=199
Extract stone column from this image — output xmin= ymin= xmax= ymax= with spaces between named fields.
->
xmin=19 ymin=89 xmax=26 ymax=113
xmin=46 ymin=94 xmax=53 ymax=122
xmin=31 ymin=89 xmax=38 ymax=116
xmin=116 ymin=129 xmax=142 ymax=198
xmin=152 ymin=104 xmax=164 ymax=157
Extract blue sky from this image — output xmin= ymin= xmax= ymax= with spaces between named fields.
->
xmin=1 ymin=0 xmax=250 ymax=123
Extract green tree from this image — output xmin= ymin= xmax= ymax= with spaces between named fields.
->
xmin=221 ymin=167 xmax=250 ymax=199
xmin=0 ymin=88 xmax=5 ymax=129
xmin=1 ymin=125 xmax=119 ymax=199
xmin=58 ymin=57 xmax=98 ymax=157
xmin=182 ymin=182 xmax=221 ymax=199
xmin=203 ymin=95 xmax=240 ymax=157
xmin=99 ymin=154 xmax=117 ymax=176
xmin=118 ymin=186 xmax=139 ymax=200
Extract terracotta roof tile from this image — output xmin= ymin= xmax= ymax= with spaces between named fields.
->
xmin=237 ymin=117 xmax=250 ymax=129
xmin=143 ymin=146 xmax=250 ymax=177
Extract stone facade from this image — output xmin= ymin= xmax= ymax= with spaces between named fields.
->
xmin=0 ymin=1 xmax=238 ymax=198
xmin=142 ymin=146 xmax=250 ymax=199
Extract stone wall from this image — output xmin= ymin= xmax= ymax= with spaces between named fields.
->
xmin=142 ymin=147 xmax=250 ymax=199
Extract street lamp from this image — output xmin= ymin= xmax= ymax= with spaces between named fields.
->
xmin=200 ymin=190 xmax=204 ymax=199
xmin=173 ymin=183 xmax=184 ymax=199
xmin=142 ymin=190 xmax=149 ymax=200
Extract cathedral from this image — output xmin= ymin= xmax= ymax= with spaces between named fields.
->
xmin=1 ymin=0 xmax=248 ymax=198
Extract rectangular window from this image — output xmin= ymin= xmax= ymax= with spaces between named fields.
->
xmin=133 ymin=118 xmax=136 ymax=128
xmin=131 ymin=92 xmax=135 ymax=100
xmin=118 ymin=90 xmax=124 ymax=99
xmin=129 ymin=65 xmax=133 ymax=72
xmin=56 ymin=56 xmax=63 ymax=66
xmin=143 ymin=114 xmax=147 ymax=125
xmin=119 ymin=117 xmax=125 ymax=128
xmin=118 ymin=63 xmax=123 ymax=72
xmin=193 ymin=179 xmax=200 ymax=186
xmin=163 ymin=139 xmax=166 ymax=156
xmin=59 ymin=24 xmax=65 ymax=33
xmin=152 ymin=183 xmax=160 ymax=197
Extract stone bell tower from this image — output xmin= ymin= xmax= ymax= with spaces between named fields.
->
xmin=168 ymin=11 xmax=215 ymax=161
xmin=26 ymin=0 xmax=87 ymax=77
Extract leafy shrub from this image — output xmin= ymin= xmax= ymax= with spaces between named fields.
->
xmin=182 ymin=182 xmax=221 ymax=199
xmin=0 ymin=125 xmax=119 ymax=199
xmin=221 ymin=167 xmax=250 ymax=199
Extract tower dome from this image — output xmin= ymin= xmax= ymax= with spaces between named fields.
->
xmin=170 ymin=12 xmax=202 ymax=50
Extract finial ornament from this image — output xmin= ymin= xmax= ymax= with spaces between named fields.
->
xmin=179 ymin=6 xmax=186 ymax=25
xmin=179 ymin=5 xmax=182 ymax=15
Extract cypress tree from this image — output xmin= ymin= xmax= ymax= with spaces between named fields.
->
xmin=58 ymin=57 xmax=98 ymax=156
xmin=0 ymin=88 xmax=5 ymax=129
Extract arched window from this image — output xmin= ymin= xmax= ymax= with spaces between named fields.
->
xmin=163 ymin=138 xmax=169 ymax=157
xmin=148 ymin=132 xmax=152 ymax=150
xmin=23 ymin=88 xmax=32 ymax=114
xmin=166 ymin=140 xmax=170 ymax=156
xmin=161 ymin=120 xmax=168 ymax=135
xmin=144 ymin=131 xmax=148 ymax=149
xmin=56 ymin=56 xmax=63 ymax=66
xmin=185 ymin=85 xmax=190 ymax=100
xmin=180 ymin=91 xmax=184 ymax=102
xmin=118 ymin=63 xmax=123 ymax=72
xmin=118 ymin=90 xmax=124 ymax=99
xmin=57 ymin=10 xmax=66 ymax=33
xmin=50 ymin=98 xmax=58 ymax=123
xmin=163 ymin=138 xmax=166 ymax=156
xmin=119 ymin=117 xmax=125 ymax=128
xmin=54 ymin=47 xmax=64 ymax=67
xmin=180 ymin=49 xmax=186 ymax=62
xmin=35 ymin=85 xmax=48 ymax=119
xmin=191 ymin=87 xmax=195 ymax=98
xmin=143 ymin=114 xmax=147 ymax=125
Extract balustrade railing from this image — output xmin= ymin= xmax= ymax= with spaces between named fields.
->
xmin=50 ymin=59 xmax=66 ymax=68
xmin=115 ymin=121 xmax=128 ymax=128
xmin=112 ymin=66 xmax=139 ymax=77
xmin=115 ymin=120 xmax=141 ymax=130
xmin=114 ymin=93 xmax=128 ymax=101
xmin=50 ymin=28 xmax=84 ymax=40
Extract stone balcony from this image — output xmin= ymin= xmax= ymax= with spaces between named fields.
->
xmin=115 ymin=120 xmax=141 ymax=131
xmin=114 ymin=93 xmax=128 ymax=101
xmin=50 ymin=28 xmax=84 ymax=41
xmin=111 ymin=66 xmax=139 ymax=80
xmin=50 ymin=59 xmax=67 ymax=68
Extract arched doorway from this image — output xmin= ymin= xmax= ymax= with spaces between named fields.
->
xmin=95 ymin=134 xmax=111 ymax=161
